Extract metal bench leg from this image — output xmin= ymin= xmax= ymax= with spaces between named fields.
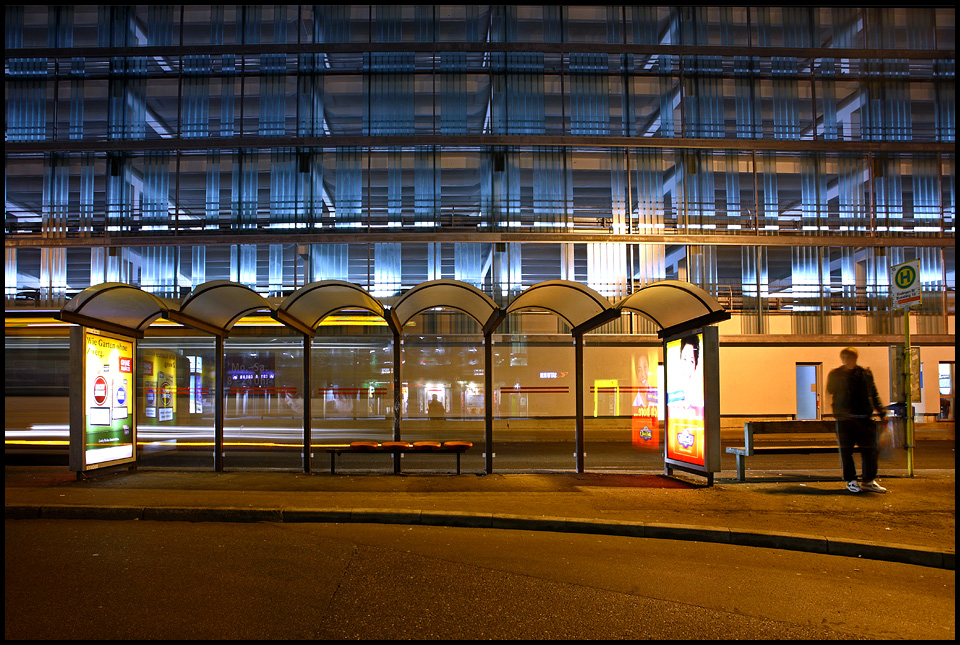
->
xmin=330 ymin=451 xmax=336 ymax=475
xmin=456 ymin=452 xmax=461 ymax=475
xmin=735 ymin=454 xmax=745 ymax=482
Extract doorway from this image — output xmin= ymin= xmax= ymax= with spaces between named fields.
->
xmin=796 ymin=363 xmax=821 ymax=420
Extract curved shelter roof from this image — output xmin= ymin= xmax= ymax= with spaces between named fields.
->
xmin=55 ymin=278 xmax=728 ymax=341
xmin=616 ymin=280 xmax=730 ymax=338
xmin=504 ymin=280 xmax=619 ymax=335
xmin=390 ymin=279 xmax=503 ymax=334
xmin=274 ymin=280 xmax=386 ymax=336
xmin=165 ymin=280 xmax=274 ymax=336
xmin=56 ymin=283 xmax=172 ymax=338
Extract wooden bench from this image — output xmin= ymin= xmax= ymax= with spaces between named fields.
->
xmin=325 ymin=440 xmax=473 ymax=475
xmin=725 ymin=420 xmax=848 ymax=482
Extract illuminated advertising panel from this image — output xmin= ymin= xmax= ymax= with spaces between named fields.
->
xmin=70 ymin=327 xmax=137 ymax=471
xmin=142 ymin=350 xmax=178 ymax=424
xmin=663 ymin=326 xmax=720 ymax=480
xmin=630 ymin=348 xmax=660 ymax=451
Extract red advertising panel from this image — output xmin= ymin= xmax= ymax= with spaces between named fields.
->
xmin=630 ymin=348 xmax=660 ymax=451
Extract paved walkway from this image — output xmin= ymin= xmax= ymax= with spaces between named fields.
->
xmin=5 ymin=460 xmax=954 ymax=570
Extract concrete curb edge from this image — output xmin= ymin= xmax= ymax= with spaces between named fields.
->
xmin=6 ymin=503 xmax=954 ymax=571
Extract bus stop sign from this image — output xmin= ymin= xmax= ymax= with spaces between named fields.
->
xmin=891 ymin=260 xmax=921 ymax=310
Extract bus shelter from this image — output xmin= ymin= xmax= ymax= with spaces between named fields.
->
xmin=389 ymin=279 xmax=503 ymax=473
xmin=57 ymin=283 xmax=174 ymax=473
xmin=505 ymin=280 xmax=620 ymax=473
xmin=58 ymin=278 xmax=728 ymax=476
xmin=617 ymin=281 xmax=731 ymax=484
xmin=273 ymin=280 xmax=387 ymax=472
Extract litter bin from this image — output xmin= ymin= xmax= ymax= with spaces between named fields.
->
xmin=884 ymin=403 xmax=908 ymax=449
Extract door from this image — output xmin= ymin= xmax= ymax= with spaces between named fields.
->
xmin=796 ymin=363 xmax=821 ymax=420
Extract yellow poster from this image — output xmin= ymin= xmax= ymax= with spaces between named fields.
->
xmin=142 ymin=350 xmax=178 ymax=424
xmin=83 ymin=329 xmax=135 ymax=466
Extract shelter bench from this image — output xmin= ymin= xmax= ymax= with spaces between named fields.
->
xmin=325 ymin=441 xmax=473 ymax=475
xmin=725 ymin=420 xmax=854 ymax=482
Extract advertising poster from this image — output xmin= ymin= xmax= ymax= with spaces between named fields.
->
xmin=142 ymin=350 xmax=178 ymax=424
xmin=75 ymin=328 xmax=137 ymax=469
xmin=665 ymin=332 xmax=706 ymax=466
xmin=630 ymin=349 xmax=660 ymax=451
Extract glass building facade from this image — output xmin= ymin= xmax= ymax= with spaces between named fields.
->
xmin=5 ymin=5 xmax=956 ymax=335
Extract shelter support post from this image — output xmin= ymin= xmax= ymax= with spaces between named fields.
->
xmin=303 ymin=333 xmax=312 ymax=474
xmin=484 ymin=331 xmax=494 ymax=474
xmin=393 ymin=329 xmax=402 ymax=474
xmin=575 ymin=333 xmax=584 ymax=474
xmin=215 ymin=334 xmax=224 ymax=473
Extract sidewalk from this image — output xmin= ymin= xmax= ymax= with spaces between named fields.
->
xmin=5 ymin=462 xmax=954 ymax=570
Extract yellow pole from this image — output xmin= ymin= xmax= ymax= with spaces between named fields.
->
xmin=904 ymin=307 xmax=914 ymax=477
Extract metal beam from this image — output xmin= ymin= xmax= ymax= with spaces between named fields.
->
xmin=10 ymin=41 xmax=953 ymax=60
xmin=8 ymin=231 xmax=953 ymax=250
xmin=6 ymin=134 xmax=953 ymax=155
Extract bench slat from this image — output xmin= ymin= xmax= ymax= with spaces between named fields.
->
xmin=745 ymin=446 xmax=838 ymax=454
xmin=727 ymin=445 xmax=838 ymax=454
xmin=748 ymin=421 xmax=837 ymax=434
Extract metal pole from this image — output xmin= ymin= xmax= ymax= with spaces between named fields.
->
xmin=393 ymin=329 xmax=402 ymax=473
xmin=303 ymin=333 xmax=312 ymax=474
xmin=575 ymin=334 xmax=584 ymax=473
xmin=215 ymin=334 xmax=224 ymax=473
xmin=904 ymin=307 xmax=915 ymax=477
xmin=484 ymin=331 xmax=494 ymax=474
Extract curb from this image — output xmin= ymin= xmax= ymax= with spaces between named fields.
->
xmin=6 ymin=503 xmax=954 ymax=571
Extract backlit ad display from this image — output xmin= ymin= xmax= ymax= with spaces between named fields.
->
xmin=630 ymin=348 xmax=660 ymax=451
xmin=142 ymin=350 xmax=178 ymax=425
xmin=70 ymin=327 xmax=137 ymax=471
xmin=663 ymin=326 xmax=720 ymax=479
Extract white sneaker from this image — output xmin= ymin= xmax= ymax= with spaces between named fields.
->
xmin=860 ymin=480 xmax=887 ymax=493
xmin=845 ymin=480 xmax=861 ymax=493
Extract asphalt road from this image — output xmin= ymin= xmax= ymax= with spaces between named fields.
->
xmin=5 ymin=518 xmax=955 ymax=640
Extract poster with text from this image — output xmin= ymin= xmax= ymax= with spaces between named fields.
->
xmin=142 ymin=350 xmax=178 ymax=424
xmin=81 ymin=329 xmax=136 ymax=467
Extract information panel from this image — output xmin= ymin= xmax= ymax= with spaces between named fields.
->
xmin=663 ymin=326 xmax=720 ymax=479
xmin=70 ymin=327 xmax=137 ymax=471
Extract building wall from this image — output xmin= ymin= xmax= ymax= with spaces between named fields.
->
xmin=4 ymin=5 xmax=956 ymax=423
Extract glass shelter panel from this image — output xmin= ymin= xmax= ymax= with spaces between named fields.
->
xmin=137 ymin=337 xmax=215 ymax=470
xmin=222 ymin=335 xmax=303 ymax=471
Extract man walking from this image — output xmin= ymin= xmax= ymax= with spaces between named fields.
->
xmin=826 ymin=347 xmax=888 ymax=493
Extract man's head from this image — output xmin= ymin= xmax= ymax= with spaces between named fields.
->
xmin=840 ymin=347 xmax=859 ymax=368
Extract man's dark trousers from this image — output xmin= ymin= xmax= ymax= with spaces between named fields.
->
xmin=836 ymin=417 xmax=879 ymax=482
